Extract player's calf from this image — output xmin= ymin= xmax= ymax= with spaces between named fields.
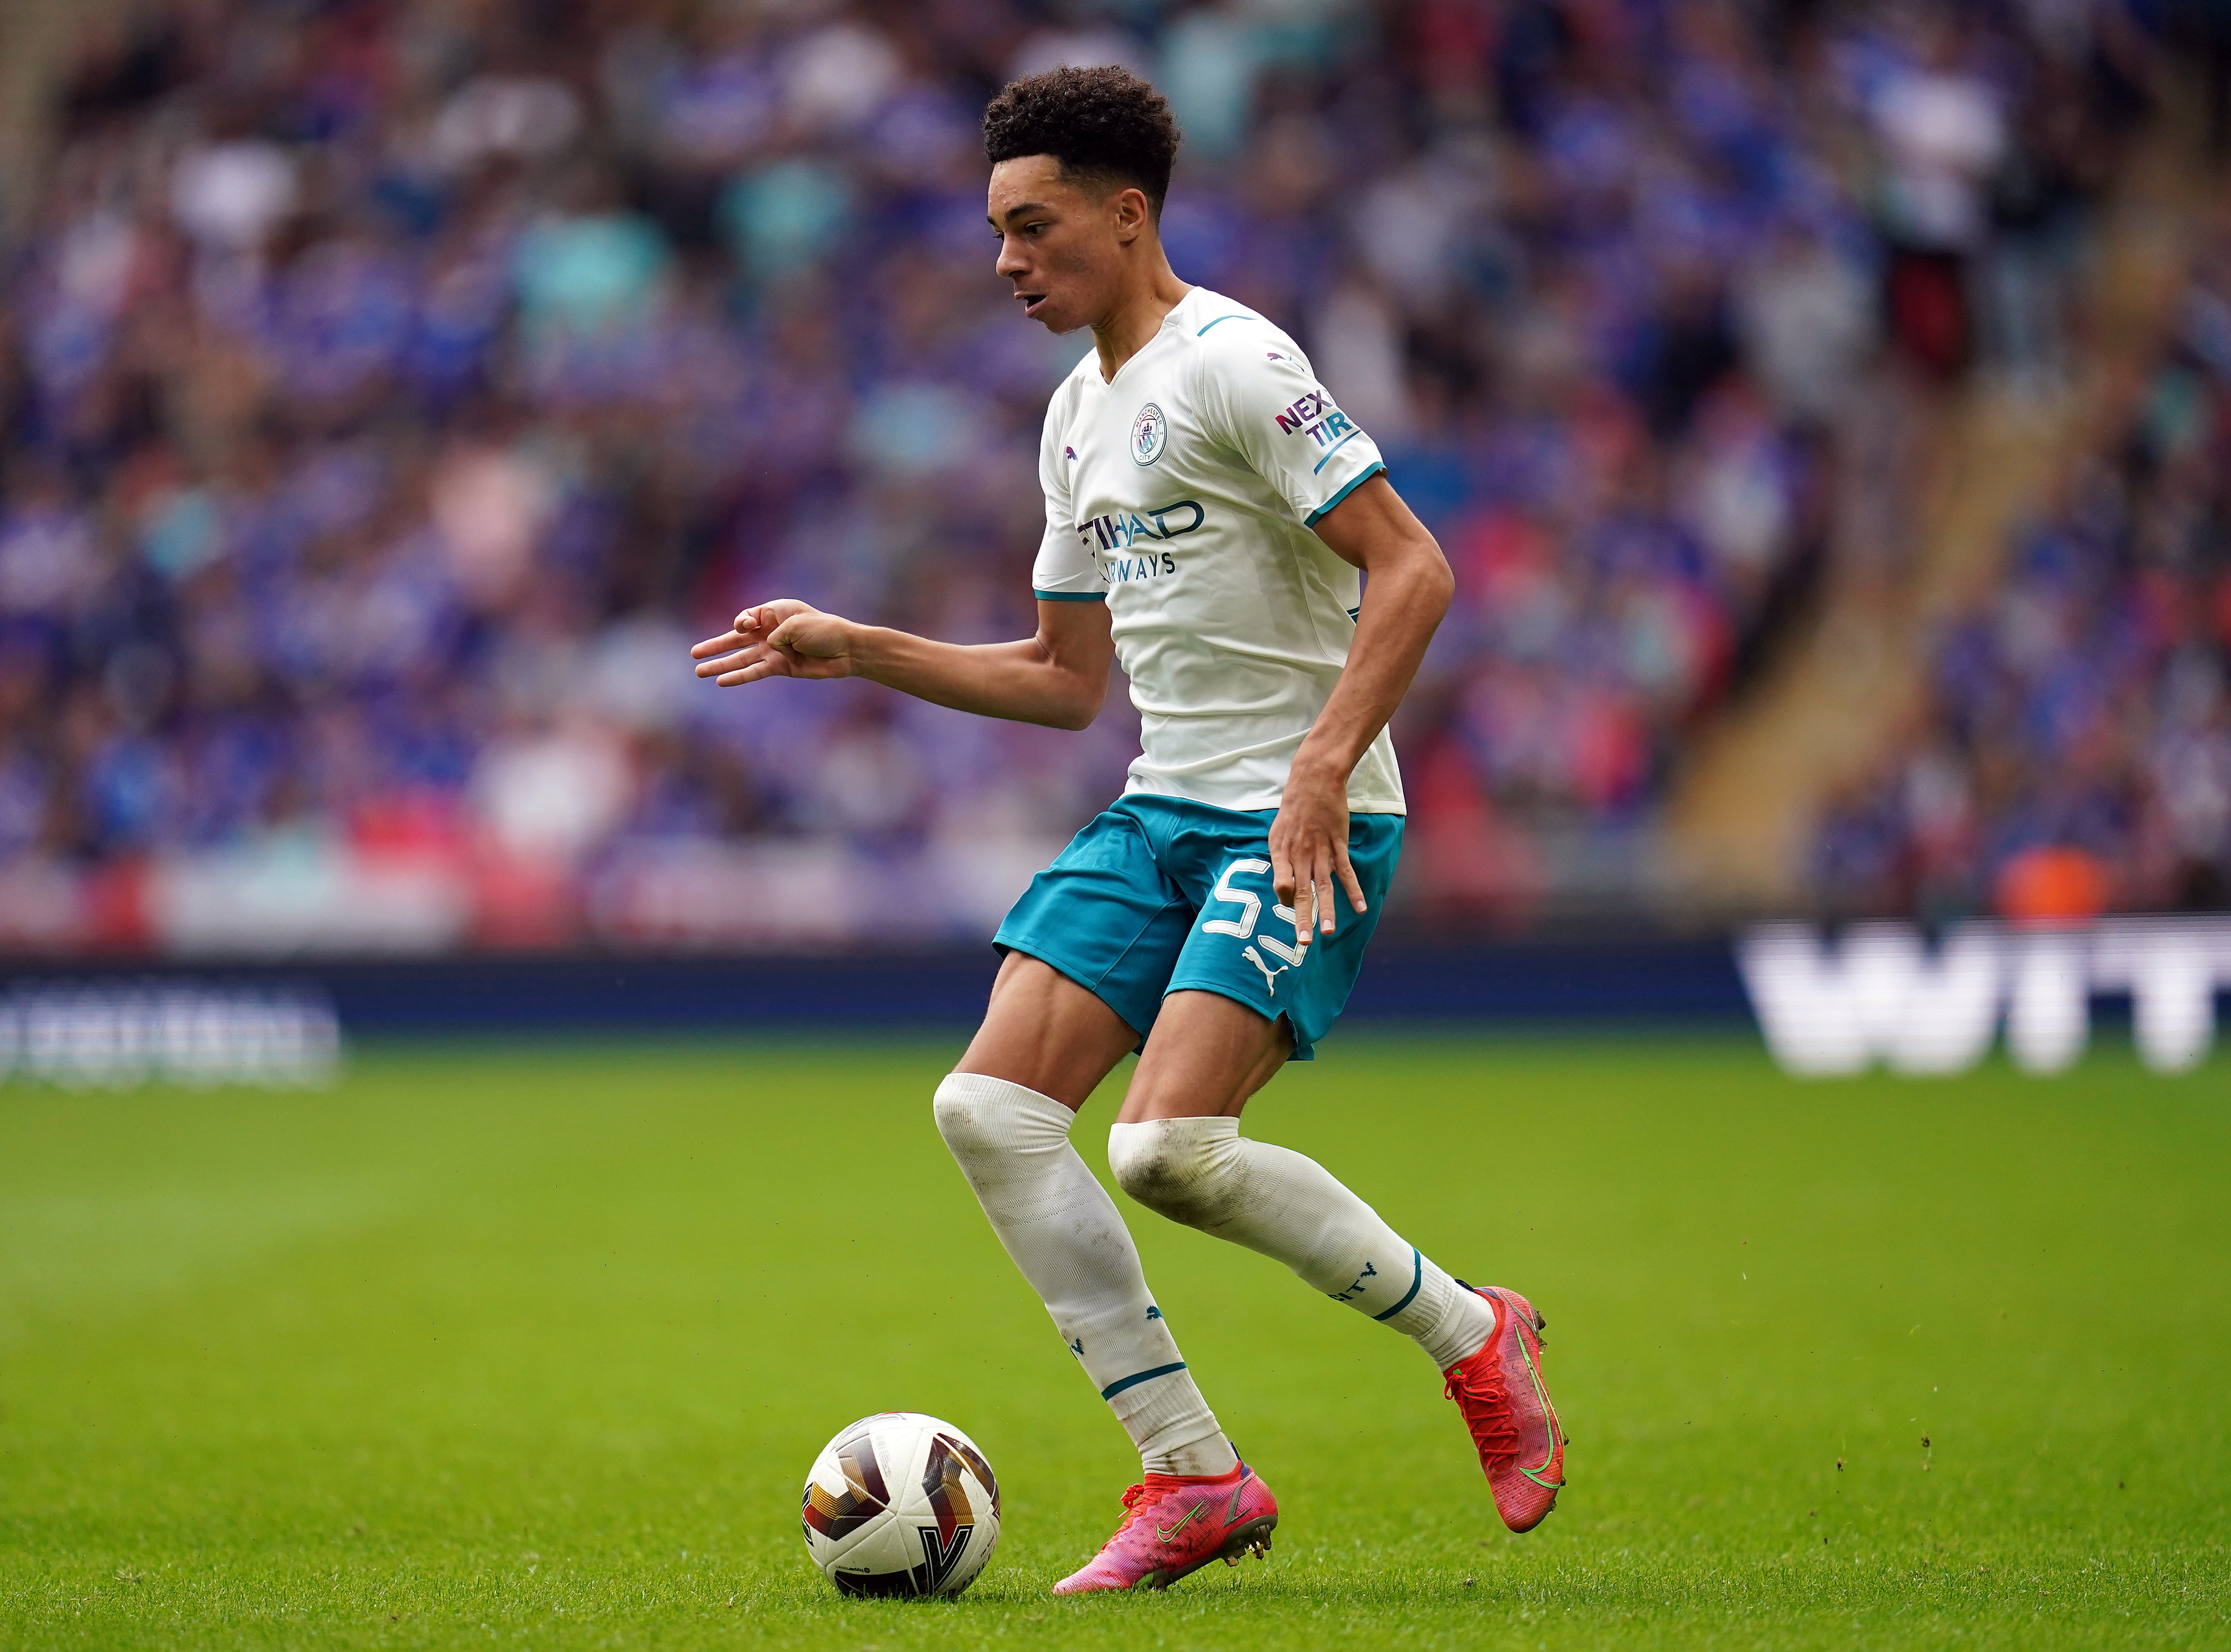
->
xmin=1106 ymin=1117 xmax=1499 ymax=1367
xmin=933 ymin=1074 xmax=1239 ymax=1479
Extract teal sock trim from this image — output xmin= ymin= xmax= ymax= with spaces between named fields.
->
xmin=1372 ymin=1248 xmax=1424 ymax=1321
xmin=1100 ymin=1361 xmax=1188 ymax=1400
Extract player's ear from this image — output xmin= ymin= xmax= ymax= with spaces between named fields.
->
xmin=1112 ymin=186 xmax=1151 ymax=243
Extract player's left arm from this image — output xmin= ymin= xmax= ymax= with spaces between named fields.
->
xmin=1271 ymin=473 xmax=1454 ymax=955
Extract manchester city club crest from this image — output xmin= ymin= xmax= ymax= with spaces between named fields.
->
xmin=1131 ymin=402 xmax=1167 ymax=466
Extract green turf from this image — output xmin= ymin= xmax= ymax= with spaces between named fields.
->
xmin=0 ymin=1032 xmax=2224 ymax=1649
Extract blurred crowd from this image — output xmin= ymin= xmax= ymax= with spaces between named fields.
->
xmin=0 ymin=0 xmax=2176 ymax=950
xmin=1813 ymin=233 xmax=2231 ymax=924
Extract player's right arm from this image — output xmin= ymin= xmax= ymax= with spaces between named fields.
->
xmin=689 ymin=596 xmax=1113 ymax=731
xmin=694 ymin=386 xmax=1111 ymax=727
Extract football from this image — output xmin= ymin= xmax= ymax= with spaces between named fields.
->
xmin=800 ymin=1412 xmax=1001 ymax=1598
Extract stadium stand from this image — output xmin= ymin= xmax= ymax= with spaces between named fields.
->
xmin=0 ymin=0 xmax=2174 ymax=954
xmin=1811 ymin=227 xmax=2231 ymax=923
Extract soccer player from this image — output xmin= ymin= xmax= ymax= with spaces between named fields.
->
xmin=692 ymin=66 xmax=1563 ymax=1593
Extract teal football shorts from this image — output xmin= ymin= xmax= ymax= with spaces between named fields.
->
xmin=993 ymin=794 xmax=1404 ymax=1061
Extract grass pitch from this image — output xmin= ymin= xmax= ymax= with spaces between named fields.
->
xmin=0 ymin=1032 xmax=2225 ymax=1650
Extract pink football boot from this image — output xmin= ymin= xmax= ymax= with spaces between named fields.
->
xmin=1442 ymin=1284 xmax=1565 ymax=1532
xmin=1050 ymin=1462 xmax=1277 ymax=1594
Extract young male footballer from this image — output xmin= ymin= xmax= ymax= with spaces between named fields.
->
xmin=692 ymin=66 xmax=1563 ymax=1593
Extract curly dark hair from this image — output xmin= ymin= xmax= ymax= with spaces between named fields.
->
xmin=982 ymin=65 xmax=1181 ymax=217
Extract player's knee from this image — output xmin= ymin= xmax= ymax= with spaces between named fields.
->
xmin=932 ymin=1074 xmax=1001 ymax=1162
xmin=933 ymin=1072 xmax=1080 ymax=1170
xmin=1107 ymin=1118 xmax=1243 ymax=1228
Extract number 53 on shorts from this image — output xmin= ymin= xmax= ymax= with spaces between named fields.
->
xmin=993 ymin=795 xmax=1403 ymax=1061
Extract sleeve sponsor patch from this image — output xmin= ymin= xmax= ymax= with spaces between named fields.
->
xmin=1274 ymin=391 xmax=1357 ymax=454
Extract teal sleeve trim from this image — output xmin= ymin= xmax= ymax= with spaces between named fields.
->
xmin=1196 ymin=314 xmax=1250 ymax=335
xmin=1100 ymin=1361 xmax=1188 ymax=1400
xmin=1034 ymin=589 xmax=1107 ymax=602
xmin=1303 ymin=459 xmax=1387 ymax=525
xmin=1372 ymin=1248 xmax=1424 ymax=1322
xmin=1310 ymin=426 xmax=1366 ymax=473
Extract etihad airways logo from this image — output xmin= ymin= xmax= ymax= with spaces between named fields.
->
xmin=1075 ymin=499 xmax=1205 ymax=588
xmin=1075 ymin=499 xmax=1206 ymax=553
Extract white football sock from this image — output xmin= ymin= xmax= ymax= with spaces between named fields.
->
xmin=933 ymin=1074 xmax=1238 ymax=1477
xmin=1107 ymin=1116 xmax=1495 ymax=1372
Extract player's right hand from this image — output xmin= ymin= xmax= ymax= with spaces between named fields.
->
xmin=690 ymin=600 xmax=859 ymax=685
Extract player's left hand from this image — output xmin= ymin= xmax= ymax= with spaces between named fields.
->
xmin=1268 ymin=764 xmax=1367 ymax=957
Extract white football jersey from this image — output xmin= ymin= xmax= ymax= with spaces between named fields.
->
xmin=1031 ymin=285 xmax=1404 ymax=815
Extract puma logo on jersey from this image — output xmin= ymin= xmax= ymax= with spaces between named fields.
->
xmin=1243 ymin=946 xmax=1288 ymax=996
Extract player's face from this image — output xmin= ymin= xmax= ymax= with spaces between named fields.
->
xmin=988 ymin=156 xmax=1124 ymax=334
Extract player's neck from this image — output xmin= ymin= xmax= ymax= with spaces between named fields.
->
xmin=1089 ymin=249 xmax=1189 ymax=384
